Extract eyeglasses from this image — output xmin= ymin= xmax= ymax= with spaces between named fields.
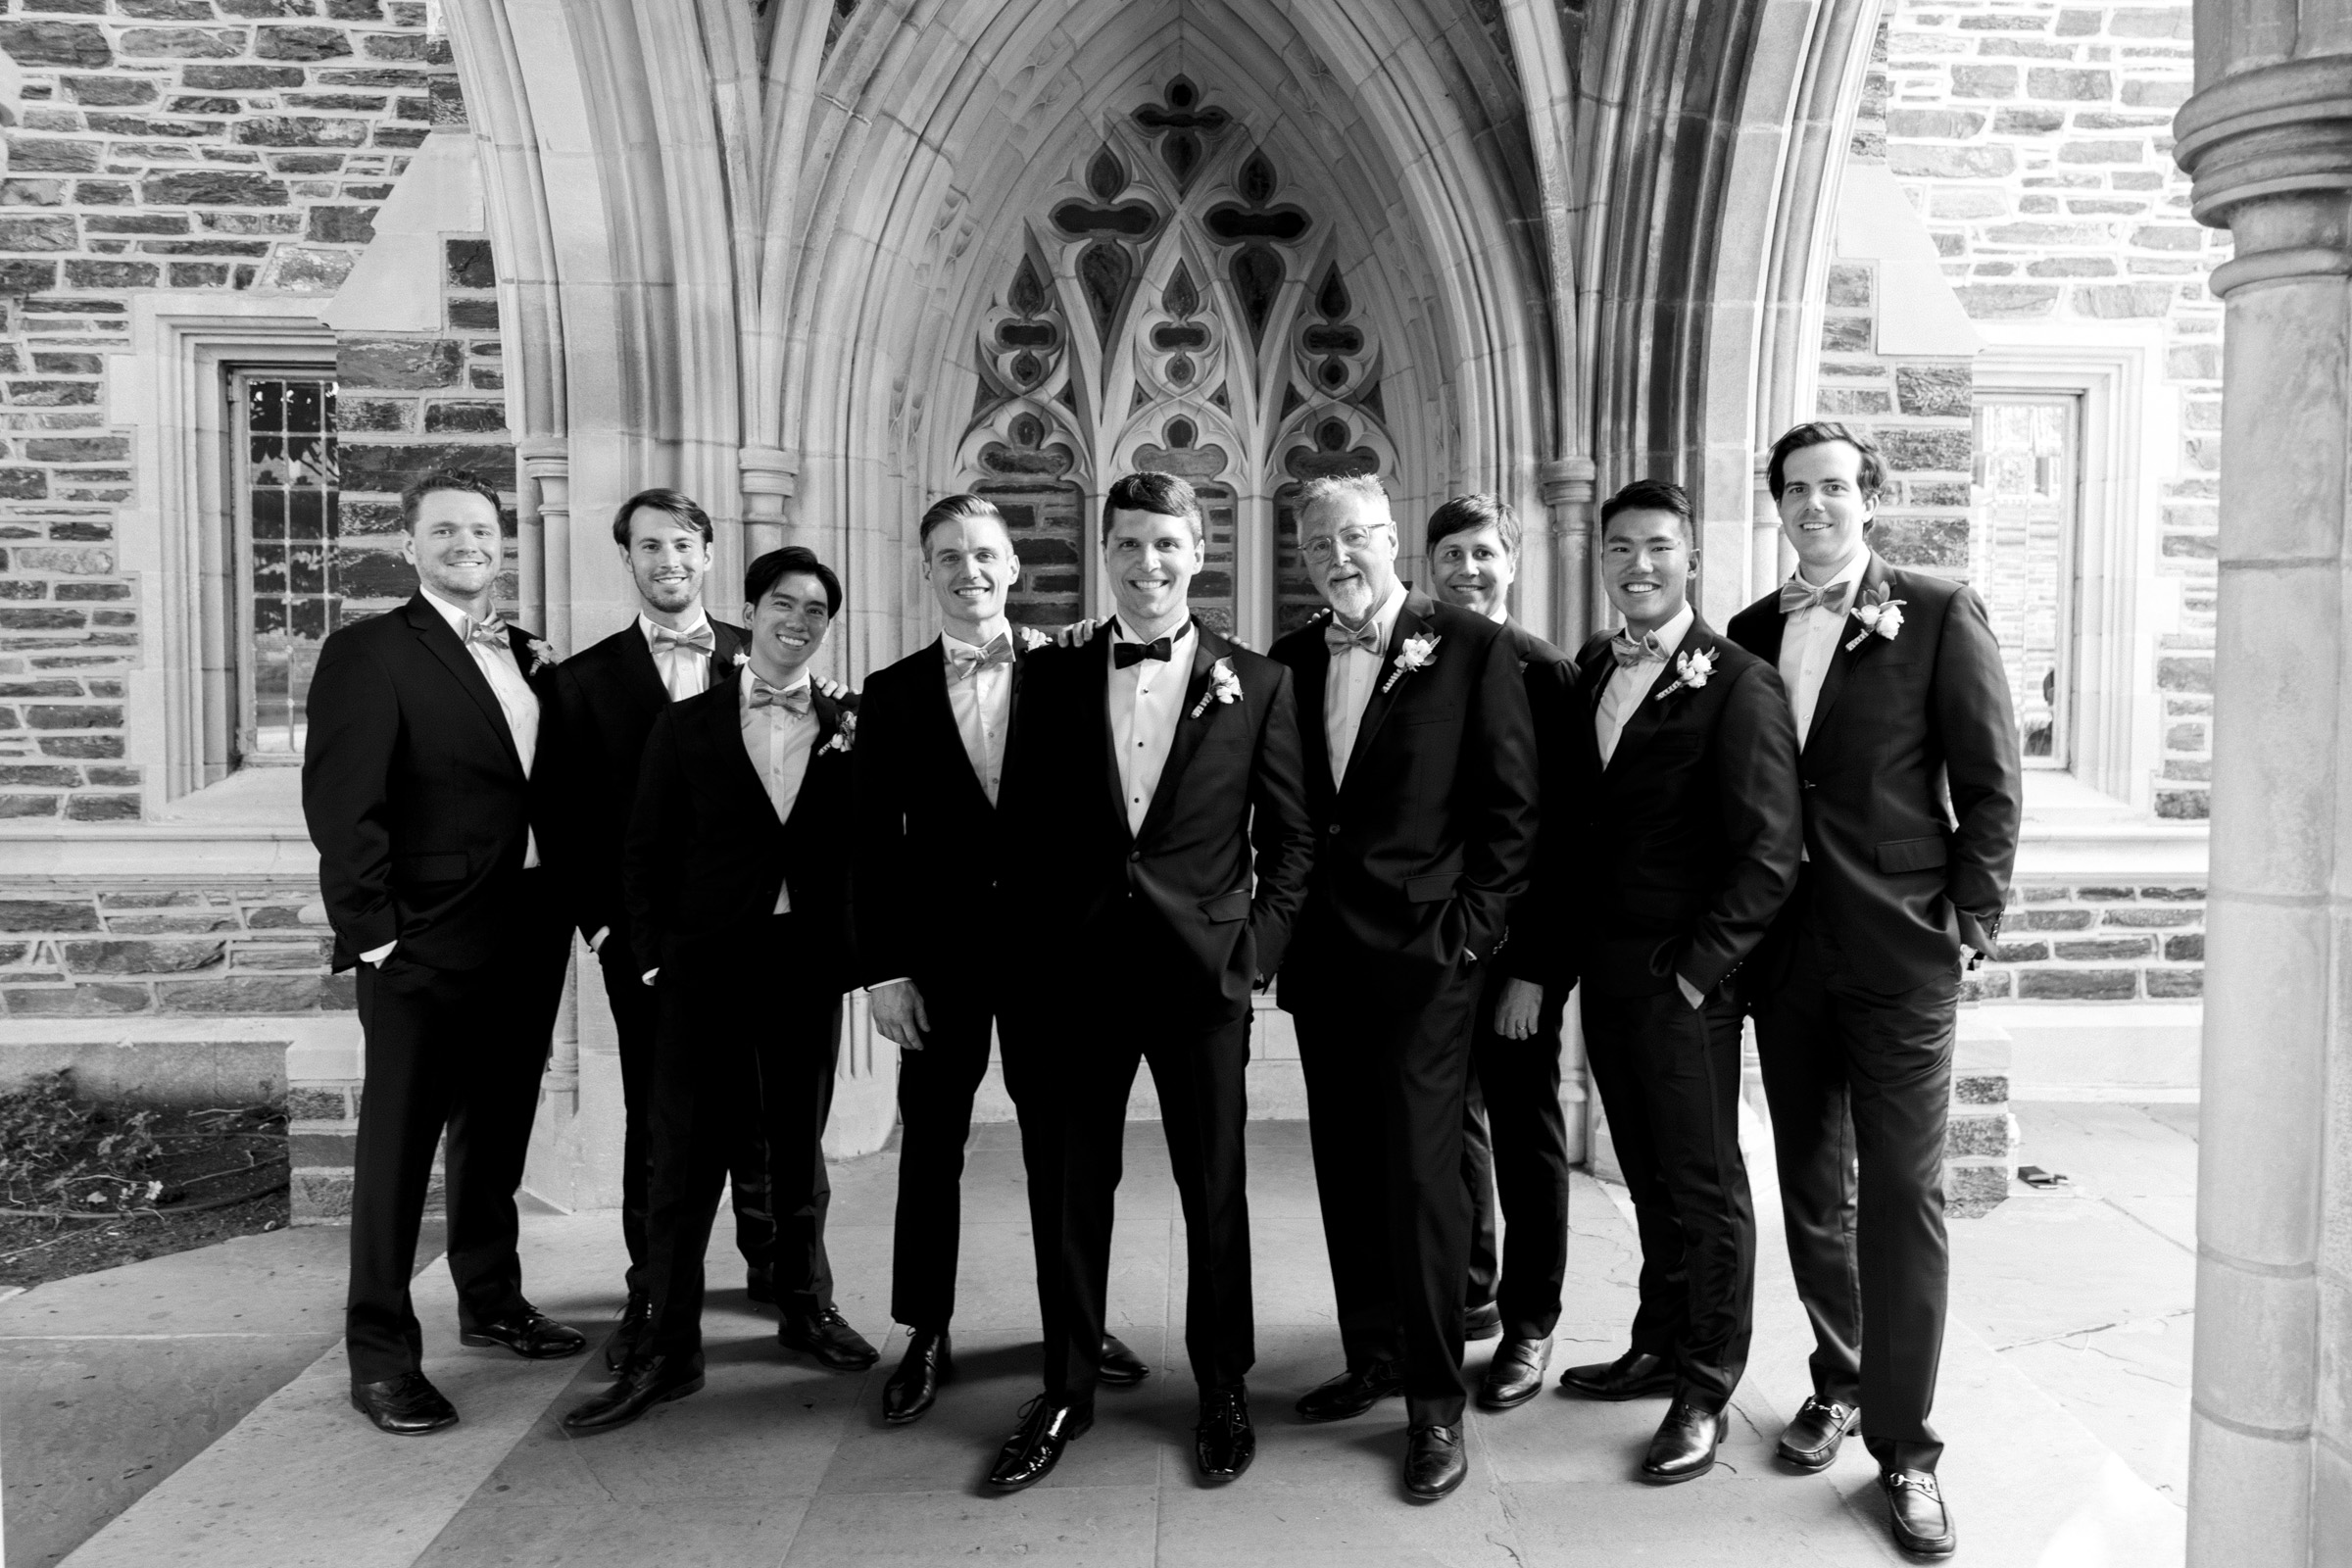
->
xmin=1300 ymin=523 xmax=1393 ymax=563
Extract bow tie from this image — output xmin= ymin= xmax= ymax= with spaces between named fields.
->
xmin=747 ymin=677 xmax=811 ymax=715
xmin=1777 ymin=577 xmax=1853 ymax=616
xmin=1323 ymin=618 xmax=1384 ymax=657
xmin=463 ymin=615 xmax=511 ymax=654
xmin=1113 ymin=637 xmax=1172 ymax=669
xmin=946 ymin=633 xmax=1013 ymax=680
xmin=652 ymin=624 xmax=714 ymax=657
xmin=1609 ymin=629 xmax=1667 ymax=669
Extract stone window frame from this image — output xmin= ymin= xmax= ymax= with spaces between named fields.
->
xmin=1971 ymin=321 xmax=2173 ymax=813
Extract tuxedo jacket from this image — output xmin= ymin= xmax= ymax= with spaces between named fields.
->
xmin=849 ymin=635 xmax=1030 ymax=993
xmin=1559 ymin=617 xmax=1802 ymax=1000
xmin=1267 ymin=591 xmax=1541 ymax=1010
xmin=544 ymin=616 xmax=748 ymax=959
xmin=1005 ymin=621 xmax=1318 ymax=1031
xmin=303 ymin=594 xmax=562 ymax=972
xmin=1491 ymin=618 xmax=1580 ymax=991
xmin=1726 ymin=554 xmax=2022 ymax=990
xmin=621 ymin=665 xmax=856 ymax=990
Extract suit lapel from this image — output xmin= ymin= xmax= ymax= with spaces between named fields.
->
xmin=701 ymin=666 xmax=778 ymax=826
xmin=778 ymin=691 xmax=843 ymax=838
xmin=1572 ymin=641 xmax=1612 ymax=783
xmin=918 ymin=638 xmax=995 ymax=812
xmin=621 ymin=618 xmax=670 ymax=706
xmin=405 ymin=596 xmax=523 ymax=775
xmin=1084 ymin=626 xmax=1128 ymax=841
xmin=1804 ymin=555 xmax=1890 ymax=746
xmin=1340 ymin=591 xmax=1431 ymax=794
xmin=1135 ymin=623 xmax=1222 ymax=845
xmin=1604 ymin=621 xmax=1714 ymax=781
xmin=1292 ymin=617 xmax=1335 ymax=801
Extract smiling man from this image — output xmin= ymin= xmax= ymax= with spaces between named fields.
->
xmin=303 ymin=468 xmax=584 ymax=1437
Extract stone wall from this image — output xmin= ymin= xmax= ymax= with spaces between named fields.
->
xmin=1977 ymin=874 xmax=2204 ymax=1001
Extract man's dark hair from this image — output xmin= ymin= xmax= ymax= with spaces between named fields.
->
xmin=1102 ymin=471 xmax=1203 ymax=543
xmin=1425 ymin=493 xmax=1521 ymax=556
xmin=1599 ymin=478 xmax=1695 ymax=546
xmin=399 ymin=468 xmax=505 ymax=531
xmin=745 ymin=546 xmax=842 ymax=617
xmin=611 ymin=486 xmax=714 ymax=549
xmin=1765 ymin=420 xmax=1885 ymax=503
xmin=918 ymin=493 xmax=1010 ymax=554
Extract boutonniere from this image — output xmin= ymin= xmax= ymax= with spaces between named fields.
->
xmin=1653 ymin=646 xmax=1715 ymax=702
xmin=1844 ymin=588 xmax=1906 ymax=652
xmin=818 ymin=708 xmax=857 ymax=756
xmin=1382 ymin=633 xmax=1442 ymax=694
xmin=1189 ymin=656 xmax=1243 ymax=719
xmin=522 ymin=635 xmax=556 ymax=678
xmin=732 ymin=650 xmax=750 ymax=665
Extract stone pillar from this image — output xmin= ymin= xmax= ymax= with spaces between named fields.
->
xmin=1539 ymin=456 xmax=1594 ymax=648
xmin=2173 ymin=46 xmax=2352 ymax=1567
xmin=740 ymin=445 xmax=796 ymax=560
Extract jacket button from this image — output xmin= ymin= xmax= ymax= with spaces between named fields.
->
xmin=1327 ymin=823 xmax=1341 ymax=837
xmin=1129 ymin=850 xmax=1142 ymax=861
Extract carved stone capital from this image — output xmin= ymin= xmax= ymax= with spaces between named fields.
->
xmin=738 ymin=445 xmax=798 ymax=524
xmin=2176 ymin=57 xmax=2352 ymax=294
xmin=514 ymin=435 xmax=568 ymax=512
xmin=1539 ymin=456 xmax=1595 ymax=509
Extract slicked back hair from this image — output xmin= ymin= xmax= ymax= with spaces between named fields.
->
xmin=745 ymin=546 xmax=842 ymax=617
xmin=1599 ymin=478 xmax=1695 ymax=547
xmin=1102 ymin=471 xmax=1204 ymax=543
xmin=1295 ymin=471 xmax=1392 ymax=529
xmin=1766 ymin=421 xmax=1886 ymax=503
xmin=917 ymin=493 xmax=1012 ymax=557
xmin=400 ymin=468 xmax=505 ymax=531
xmin=1425 ymin=493 xmax=1521 ymax=557
xmin=612 ymin=486 xmax=714 ymax=550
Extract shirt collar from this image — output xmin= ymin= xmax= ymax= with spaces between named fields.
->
xmin=420 ymin=587 xmax=490 ymax=638
xmin=639 ymin=609 xmax=711 ymax=648
xmin=1791 ymin=548 xmax=1871 ymax=602
xmin=1111 ymin=615 xmax=1197 ymax=647
xmin=1339 ymin=580 xmax=1408 ymax=652
xmin=740 ymin=666 xmax=812 ymax=712
xmin=1646 ymin=602 xmax=1696 ymax=661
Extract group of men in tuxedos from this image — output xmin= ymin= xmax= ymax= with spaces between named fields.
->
xmin=302 ymin=417 xmax=2015 ymax=1561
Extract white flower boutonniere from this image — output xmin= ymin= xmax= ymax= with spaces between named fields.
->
xmin=1654 ymin=646 xmax=1716 ymax=702
xmin=1844 ymin=588 xmax=1907 ymax=653
xmin=1190 ymin=656 xmax=1244 ymax=720
xmin=1382 ymin=633 xmax=1442 ymax=695
xmin=819 ymin=708 xmax=858 ymax=756
xmin=732 ymin=650 xmax=751 ymax=665
xmin=523 ymin=635 xmax=556 ymax=678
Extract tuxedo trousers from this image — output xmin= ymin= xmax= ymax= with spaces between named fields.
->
xmin=1058 ymin=1015 xmax=1253 ymax=1403
xmin=1581 ymin=987 xmax=1755 ymax=1410
xmin=345 ymin=873 xmax=569 ymax=1383
xmin=1461 ymin=978 xmax=1571 ymax=1340
xmin=600 ymin=942 xmax=775 ymax=1300
xmin=642 ymin=916 xmax=841 ymax=1360
xmin=1297 ymin=959 xmax=1484 ymax=1426
xmin=1753 ymin=901 xmax=1957 ymax=1472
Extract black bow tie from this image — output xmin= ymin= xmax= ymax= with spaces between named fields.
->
xmin=1113 ymin=637 xmax=1172 ymax=668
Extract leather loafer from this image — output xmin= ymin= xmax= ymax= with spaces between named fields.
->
xmin=1402 ymin=1422 xmax=1468 ymax=1500
xmin=461 ymin=1305 xmax=588 ymax=1360
xmin=350 ymin=1371 xmax=458 ymax=1436
xmin=986 ymin=1395 xmax=1092 ymax=1490
xmin=883 ymin=1327 xmax=954 ymax=1424
xmin=1776 ymin=1396 xmax=1859 ymax=1472
xmin=1295 ymin=1359 xmax=1403 ymax=1423
xmin=1478 ymin=1335 xmax=1553 ymax=1410
xmin=560 ymin=1353 xmax=705 ymax=1436
xmin=779 ymin=1306 xmax=880 ymax=1371
xmin=1558 ymin=1348 xmax=1675 ymax=1400
xmin=1097 ymin=1333 xmax=1151 ymax=1387
xmin=1195 ymin=1386 xmax=1254 ymax=1481
xmin=1462 ymin=1301 xmax=1502 ymax=1343
xmin=1641 ymin=1399 xmax=1725 ymax=1484
xmin=604 ymin=1292 xmax=651 ymax=1374
xmin=1883 ymin=1468 xmax=1957 ymax=1557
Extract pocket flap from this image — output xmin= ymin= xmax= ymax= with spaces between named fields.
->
xmin=394 ymin=852 xmax=468 ymax=884
xmin=1404 ymin=871 xmax=1460 ymax=904
xmin=1875 ymin=836 xmax=1949 ymax=874
xmin=1200 ymin=888 xmax=1251 ymax=923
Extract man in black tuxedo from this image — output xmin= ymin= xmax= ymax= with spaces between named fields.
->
xmin=302 ymin=468 xmax=586 ymax=1436
xmin=1727 ymin=423 xmax=2021 ymax=1558
xmin=1269 ymin=473 xmax=1539 ymax=1500
xmin=562 ymin=547 xmax=876 ymax=1434
xmin=543 ymin=488 xmax=778 ymax=1370
xmin=1423 ymin=494 xmax=1580 ymax=1412
xmin=1551 ymin=479 xmax=1801 ymax=1483
xmin=984 ymin=473 xmax=1316 ymax=1490
xmin=851 ymin=493 xmax=1148 ymax=1426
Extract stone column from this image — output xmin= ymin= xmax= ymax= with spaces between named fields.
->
xmin=740 ymin=445 xmax=795 ymax=560
xmin=2173 ymin=45 xmax=2352 ymax=1567
xmin=1539 ymin=456 xmax=1594 ymax=648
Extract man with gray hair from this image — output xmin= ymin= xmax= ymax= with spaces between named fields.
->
xmin=1267 ymin=471 xmax=1540 ymax=1499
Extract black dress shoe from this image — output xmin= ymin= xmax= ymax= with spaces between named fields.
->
xmin=1295 ymin=1359 xmax=1404 ymax=1423
xmin=1478 ymin=1336 xmax=1552 ymax=1410
xmin=1641 ymin=1399 xmax=1725 ymax=1484
xmin=1776 ymin=1396 xmax=1859 ymax=1472
xmin=1402 ymin=1422 xmax=1467 ymax=1500
xmin=350 ymin=1371 xmax=458 ymax=1436
xmin=1558 ymin=1348 xmax=1675 ymax=1400
xmin=604 ymin=1292 xmax=651 ymax=1374
xmin=461 ymin=1305 xmax=588 ymax=1360
xmin=778 ymin=1307 xmax=880 ymax=1370
xmin=884 ymin=1328 xmax=954 ymax=1424
xmin=560 ymin=1353 xmax=706 ymax=1436
xmin=1097 ymin=1333 xmax=1150 ymax=1387
xmin=1883 ymin=1469 xmax=1957 ymax=1557
xmin=746 ymin=1266 xmax=776 ymax=1305
xmin=1462 ymin=1301 xmax=1502 ymax=1342
xmin=986 ymin=1395 xmax=1092 ymax=1490
xmin=1195 ymin=1386 xmax=1254 ymax=1480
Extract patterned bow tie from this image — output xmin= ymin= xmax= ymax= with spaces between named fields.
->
xmin=1609 ymin=629 xmax=1667 ymax=668
xmin=652 ymin=625 xmax=714 ymax=657
xmin=946 ymin=633 xmax=1014 ymax=680
xmin=1323 ymin=618 xmax=1384 ymax=657
xmin=463 ymin=615 xmax=511 ymax=654
xmin=747 ymin=677 xmax=811 ymax=715
xmin=1777 ymin=577 xmax=1853 ymax=616
xmin=1113 ymin=637 xmax=1172 ymax=669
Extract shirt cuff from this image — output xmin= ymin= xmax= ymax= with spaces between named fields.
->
xmin=589 ymin=926 xmax=610 ymax=954
xmin=361 ymin=939 xmax=397 ymax=965
xmin=865 ymin=977 xmax=912 ymax=995
xmin=1675 ymin=972 xmax=1705 ymax=1009
xmin=641 ymin=968 xmax=659 ymax=986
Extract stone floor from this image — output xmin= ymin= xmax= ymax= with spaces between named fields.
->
xmin=6 ymin=1102 xmax=2193 ymax=1568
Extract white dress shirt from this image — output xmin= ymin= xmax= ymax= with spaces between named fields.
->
xmin=1778 ymin=549 xmax=1872 ymax=749
xmin=1595 ymin=602 xmax=1693 ymax=767
xmin=741 ymin=670 xmax=820 ymax=914
xmin=640 ymin=611 xmax=715 ymax=703
xmin=1110 ymin=617 xmax=1197 ymax=836
xmin=942 ymin=622 xmax=1014 ymax=805
xmin=1324 ymin=581 xmax=1408 ymax=786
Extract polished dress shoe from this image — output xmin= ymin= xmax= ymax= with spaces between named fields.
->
xmin=560 ymin=1353 xmax=705 ymax=1436
xmin=1462 ymin=1301 xmax=1502 ymax=1342
xmin=1402 ymin=1422 xmax=1467 ymax=1500
xmin=884 ymin=1328 xmax=954 ymax=1424
xmin=746 ymin=1266 xmax=776 ymax=1305
xmin=604 ymin=1292 xmax=651 ymax=1374
xmin=1776 ymin=1396 xmax=1859 ymax=1472
xmin=1478 ymin=1336 xmax=1552 ymax=1410
xmin=1097 ymin=1333 xmax=1150 ymax=1387
xmin=461 ymin=1304 xmax=588 ymax=1360
xmin=1295 ymin=1359 xmax=1403 ymax=1422
xmin=986 ymin=1395 xmax=1092 ymax=1490
xmin=1641 ymin=1399 xmax=1725 ymax=1484
xmin=1558 ymin=1348 xmax=1675 ymax=1400
xmin=1882 ymin=1469 xmax=1957 ymax=1557
xmin=1195 ymin=1386 xmax=1254 ymax=1480
xmin=778 ymin=1306 xmax=880 ymax=1370
xmin=350 ymin=1371 xmax=458 ymax=1436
